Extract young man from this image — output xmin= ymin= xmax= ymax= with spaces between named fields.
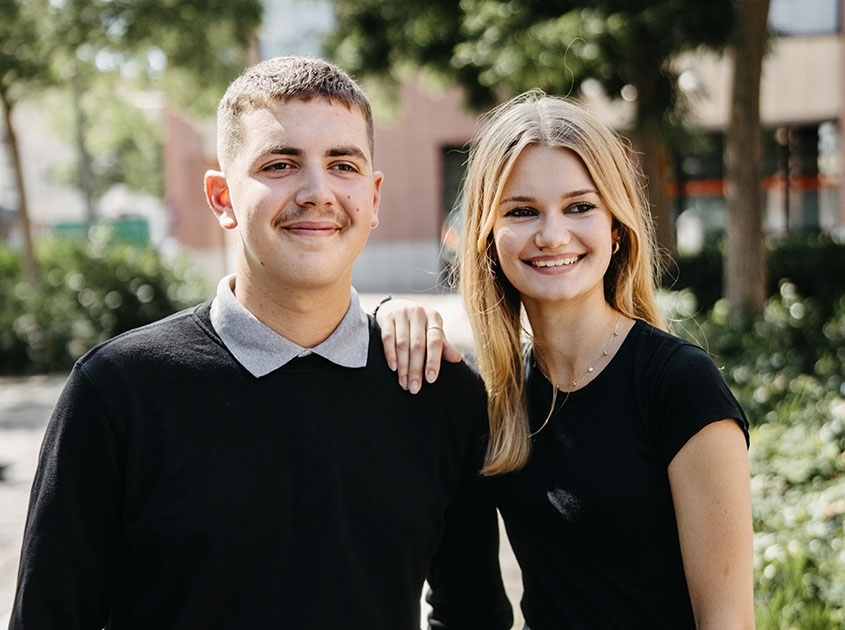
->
xmin=9 ymin=56 xmax=512 ymax=629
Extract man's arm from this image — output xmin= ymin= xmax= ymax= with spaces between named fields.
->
xmin=425 ymin=411 xmax=512 ymax=630
xmin=10 ymin=366 xmax=120 ymax=629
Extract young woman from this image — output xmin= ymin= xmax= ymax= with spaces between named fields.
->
xmin=378 ymin=90 xmax=755 ymax=629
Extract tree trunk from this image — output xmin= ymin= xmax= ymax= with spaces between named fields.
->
xmin=636 ymin=122 xmax=675 ymax=267
xmin=628 ymin=49 xmax=677 ymax=269
xmin=723 ymin=0 xmax=770 ymax=321
xmin=1 ymin=90 xmax=39 ymax=280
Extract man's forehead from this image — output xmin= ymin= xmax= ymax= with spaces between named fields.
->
xmin=243 ymin=100 xmax=369 ymax=144
xmin=224 ymin=98 xmax=374 ymax=172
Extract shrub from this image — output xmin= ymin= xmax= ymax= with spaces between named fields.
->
xmin=665 ymin=232 xmax=845 ymax=316
xmin=0 ymin=235 xmax=210 ymax=375
xmin=667 ymin=288 xmax=845 ymax=628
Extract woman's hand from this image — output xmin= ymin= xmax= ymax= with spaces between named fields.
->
xmin=375 ymin=298 xmax=462 ymax=394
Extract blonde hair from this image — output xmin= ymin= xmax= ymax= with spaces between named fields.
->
xmin=216 ymin=56 xmax=374 ymax=171
xmin=458 ymin=90 xmax=665 ymax=475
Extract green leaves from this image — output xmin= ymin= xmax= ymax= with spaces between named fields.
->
xmin=327 ymin=0 xmax=734 ymax=120
xmin=0 ymin=234 xmax=210 ymax=374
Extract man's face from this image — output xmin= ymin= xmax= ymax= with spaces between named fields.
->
xmin=206 ymin=98 xmax=382 ymax=297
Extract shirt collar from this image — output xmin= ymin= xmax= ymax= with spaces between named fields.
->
xmin=210 ymin=274 xmax=370 ymax=377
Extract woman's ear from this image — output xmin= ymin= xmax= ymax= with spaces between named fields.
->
xmin=204 ymin=170 xmax=237 ymax=230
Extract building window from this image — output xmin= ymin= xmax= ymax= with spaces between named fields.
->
xmin=769 ymin=0 xmax=841 ymax=36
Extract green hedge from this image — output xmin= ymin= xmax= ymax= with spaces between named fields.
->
xmin=664 ymin=233 xmax=845 ymax=319
xmin=0 ymin=236 xmax=210 ymax=375
xmin=663 ymin=286 xmax=845 ymax=629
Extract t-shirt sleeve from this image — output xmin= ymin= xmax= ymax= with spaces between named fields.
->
xmin=651 ymin=342 xmax=749 ymax=466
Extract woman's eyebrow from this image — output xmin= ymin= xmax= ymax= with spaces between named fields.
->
xmin=500 ymin=189 xmax=598 ymax=204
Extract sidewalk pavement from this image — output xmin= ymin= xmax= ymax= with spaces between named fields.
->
xmin=0 ymin=373 xmax=68 ymax=628
xmin=0 ymin=293 xmax=524 ymax=628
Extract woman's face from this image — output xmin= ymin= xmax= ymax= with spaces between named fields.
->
xmin=492 ymin=145 xmax=617 ymax=309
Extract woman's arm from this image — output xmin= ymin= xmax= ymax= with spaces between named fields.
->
xmin=374 ymin=298 xmax=461 ymax=394
xmin=669 ymin=419 xmax=756 ymax=629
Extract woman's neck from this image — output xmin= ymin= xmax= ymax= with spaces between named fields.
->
xmin=529 ymin=301 xmax=625 ymax=391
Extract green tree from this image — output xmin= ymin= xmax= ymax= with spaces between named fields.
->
xmin=327 ymin=0 xmax=737 ymax=262
xmin=0 ymin=0 xmax=52 ymax=280
xmin=0 ymin=0 xmax=263 ymax=275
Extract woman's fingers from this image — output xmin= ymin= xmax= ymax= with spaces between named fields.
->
xmin=375 ymin=299 xmax=459 ymax=394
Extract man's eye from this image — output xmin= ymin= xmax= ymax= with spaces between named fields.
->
xmin=333 ymin=163 xmax=358 ymax=173
xmin=264 ymin=162 xmax=291 ymax=172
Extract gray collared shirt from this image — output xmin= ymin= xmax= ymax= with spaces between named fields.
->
xmin=209 ymin=275 xmax=370 ymax=377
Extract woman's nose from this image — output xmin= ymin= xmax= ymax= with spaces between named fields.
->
xmin=533 ymin=214 xmax=570 ymax=249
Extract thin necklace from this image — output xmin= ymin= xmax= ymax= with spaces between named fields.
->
xmin=529 ymin=312 xmax=622 ymax=438
xmin=568 ymin=311 xmax=622 ymax=390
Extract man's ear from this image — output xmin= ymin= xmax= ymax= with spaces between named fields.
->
xmin=370 ymin=170 xmax=384 ymax=229
xmin=204 ymin=170 xmax=237 ymax=230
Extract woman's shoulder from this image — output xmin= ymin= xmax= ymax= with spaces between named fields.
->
xmin=625 ymin=319 xmax=719 ymax=374
xmin=629 ymin=318 xmax=707 ymax=350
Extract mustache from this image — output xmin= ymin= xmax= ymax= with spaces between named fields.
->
xmin=273 ymin=205 xmax=350 ymax=229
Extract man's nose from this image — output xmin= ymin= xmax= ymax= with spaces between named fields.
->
xmin=294 ymin=165 xmax=333 ymax=207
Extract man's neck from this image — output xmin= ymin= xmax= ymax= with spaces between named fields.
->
xmin=233 ymin=276 xmax=352 ymax=348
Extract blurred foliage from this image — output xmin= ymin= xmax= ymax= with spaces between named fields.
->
xmin=0 ymin=233 xmax=211 ymax=375
xmin=661 ymin=256 xmax=845 ymax=627
xmin=664 ymin=232 xmax=845 ymax=321
xmin=1 ymin=0 xmax=263 ymax=265
xmin=40 ymin=0 xmax=263 ymax=118
xmin=0 ymin=0 xmax=51 ymax=104
xmin=43 ymin=82 xmax=165 ymax=199
xmin=327 ymin=0 xmax=734 ymax=123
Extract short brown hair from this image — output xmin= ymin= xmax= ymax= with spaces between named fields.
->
xmin=216 ymin=56 xmax=374 ymax=170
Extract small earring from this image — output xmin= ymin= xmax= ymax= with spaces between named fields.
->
xmin=612 ymin=240 xmax=620 ymax=254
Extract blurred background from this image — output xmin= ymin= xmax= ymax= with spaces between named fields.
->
xmin=1 ymin=0 xmax=844 ymax=627
xmin=1 ymin=0 xmax=843 ymax=296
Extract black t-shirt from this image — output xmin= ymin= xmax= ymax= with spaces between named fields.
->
xmin=495 ymin=320 xmax=749 ymax=629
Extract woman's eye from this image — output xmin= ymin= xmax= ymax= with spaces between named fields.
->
xmin=505 ymin=206 xmax=536 ymax=218
xmin=568 ymin=201 xmax=596 ymax=214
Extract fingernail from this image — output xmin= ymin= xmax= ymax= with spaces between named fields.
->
xmin=426 ymin=370 xmax=436 ymax=383
xmin=400 ymin=376 xmax=408 ymax=390
xmin=409 ymin=380 xmax=420 ymax=394
xmin=389 ymin=360 xmax=397 ymax=371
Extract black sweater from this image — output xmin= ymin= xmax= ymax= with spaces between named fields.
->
xmin=11 ymin=302 xmax=512 ymax=629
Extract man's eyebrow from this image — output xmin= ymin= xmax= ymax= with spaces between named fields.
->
xmin=260 ymin=145 xmax=367 ymax=161
xmin=327 ymin=145 xmax=367 ymax=160
xmin=264 ymin=144 xmax=301 ymax=156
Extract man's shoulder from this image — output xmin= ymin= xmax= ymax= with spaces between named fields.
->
xmin=78 ymin=302 xmax=217 ymax=369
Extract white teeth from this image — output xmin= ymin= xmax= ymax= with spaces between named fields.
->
xmin=531 ymin=256 xmax=579 ymax=268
